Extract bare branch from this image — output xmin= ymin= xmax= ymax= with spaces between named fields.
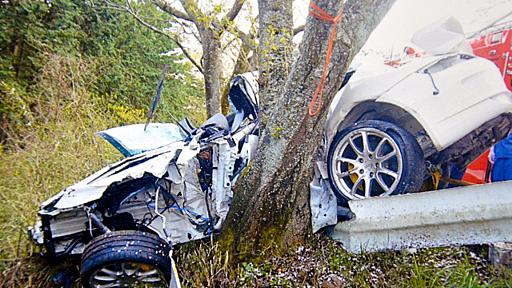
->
xmin=293 ymin=25 xmax=305 ymax=35
xmin=101 ymin=0 xmax=127 ymax=11
xmin=224 ymin=0 xmax=245 ymax=22
xmin=124 ymin=1 xmax=203 ymax=74
xmin=222 ymin=34 xmax=240 ymax=51
xmin=178 ymin=0 xmax=203 ymax=23
xmin=232 ymin=27 xmax=256 ymax=50
xmin=175 ymin=20 xmax=201 ymax=42
xmin=151 ymin=0 xmax=194 ymax=22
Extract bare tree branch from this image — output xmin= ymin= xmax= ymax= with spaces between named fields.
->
xmin=224 ymin=0 xmax=245 ymax=22
xmin=124 ymin=1 xmax=204 ymax=74
xmin=151 ymin=0 xmax=194 ymax=22
xmin=232 ymin=26 xmax=257 ymax=50
xmin=178 ymin=0 xmax=203 ymax=23
xmin=293 ymin=24 xmax=305 ymax=35
xmin=175 ymin=19 xmax=201 ymax=43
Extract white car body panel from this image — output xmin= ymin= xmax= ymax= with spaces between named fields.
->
xmin=411 ymin=17 xmax=473 ymax=55
xmin=378 ymin=56 xmax=512 ymax=149
xmin=38 ymin=119 xmax=259 ymax=246
xmin=40 ymin=141 xmax=189 ymax=211
xmin=325 ymin=55 xmax=451 ymax=148
xmin=325 ymin=16 xmax=512 ymax=151
xmin=325 ymin=54 xmax=512 ymax=152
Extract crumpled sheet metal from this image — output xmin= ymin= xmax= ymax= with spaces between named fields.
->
xmin=150 ymin=158 xmax=212 ymax=244
xmin=40 ymin=133 xmax=235 ymax=245
xmin=310 ymin=161 xmax=338 ymax=233
xmin=42 ymin=144 xmax=183 ymax=211
xmin=411 ymin=16 xmax=473 ymax=55
xmin=42 ymin=137 xmax=200 ymax=211
xmin=329 ymin=181 xmax=512 ymax=253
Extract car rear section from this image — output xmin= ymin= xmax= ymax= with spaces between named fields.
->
xmin=315 ymin=18 xmax=512 ymax=211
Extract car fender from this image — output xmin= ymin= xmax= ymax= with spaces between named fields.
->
xmin=325 ymin=55 xmax=452 ymax=150
xmin=376 ymin=56 xmax=512 ymax=150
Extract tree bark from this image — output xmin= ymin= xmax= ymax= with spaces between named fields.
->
xmin=257 ymin=0 xmax=294 ymax=128
xmin=199 ymin=28 xmax=223 ymax=116
xmin=220 ymin=0 xmax=396 ymax=262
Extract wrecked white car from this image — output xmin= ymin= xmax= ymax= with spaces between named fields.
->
xmin=29 ymin=73 xmax=259 ymax=287
xmin=311 ymin=18 xmax=512 ymax=230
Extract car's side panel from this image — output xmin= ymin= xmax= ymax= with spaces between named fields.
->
xmin=377 ymin=57 xmax=512 ymax=149
xmin=324 ymin=55 xmax=449 ymax=149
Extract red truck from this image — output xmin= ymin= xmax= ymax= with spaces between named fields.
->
xmin=463 ymin=22 xmax=512 ymax=184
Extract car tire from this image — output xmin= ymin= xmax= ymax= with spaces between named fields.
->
xmin=80 ymin=230 xmax=172 ymax=288
xmin=327 ymin=120 xmax=424 ymax=203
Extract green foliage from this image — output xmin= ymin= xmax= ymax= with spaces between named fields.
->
xmin=0 ymin=0 xmax=206 ymax=142
xmin=80 ymin=1 xmax=203 ymax=119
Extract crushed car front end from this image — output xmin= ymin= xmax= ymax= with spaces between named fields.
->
xmin=29 ymin=72 xmax=260 ymax=281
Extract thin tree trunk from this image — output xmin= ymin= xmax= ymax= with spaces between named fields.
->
xmin=200 ymin=29 xmax=223 ymax=117
xmin=221 ymin=43 xmax=254 ymax=115
xmin=221 ymin=0 xmax=396 ymax=262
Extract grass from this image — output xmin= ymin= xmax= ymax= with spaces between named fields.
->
xmin=173 ymin=236 xmax=512 ymax=288
xmin=0 ymin=55 xmax=127 ymax=286
xmin=0 ymin=86 xmax=119 ymax=287
xmin=0 ymin=53 xmax=206 ymax=287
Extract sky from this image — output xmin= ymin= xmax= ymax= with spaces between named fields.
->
xmin=172 ymin=0 xmax=512 ymax=73
xmin=293 ymin=0 xmax=512 ymax=54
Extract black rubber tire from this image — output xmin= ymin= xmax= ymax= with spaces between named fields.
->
xmin=80 ymin=230 xmax=172 ymax=288
xmin=327 ymin=120 xmax=425 ymax=204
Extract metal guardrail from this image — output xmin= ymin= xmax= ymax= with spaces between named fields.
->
xmin=329 ymin=181 xmax=512 ymax=253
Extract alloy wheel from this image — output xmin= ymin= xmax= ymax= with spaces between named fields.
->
xmin=89 ymin=262 xmax=167 ymax=288
xmin=330 ymin=128 xmax=403 ymax=199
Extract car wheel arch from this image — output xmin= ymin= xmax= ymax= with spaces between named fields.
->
xmin=336 ymin=101 xmax=437 ymax=157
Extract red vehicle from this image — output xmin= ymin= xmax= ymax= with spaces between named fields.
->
xmin=462 ymin=22 xmax=512 ymax=184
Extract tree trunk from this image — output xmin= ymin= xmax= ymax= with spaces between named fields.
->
xmin=200 ymin=28 xmax=223 ymax=117
xmin=220 ymin=0 xmax=396 ymax=262
xmin=257 ymin=0 xmax=294 ymax=128
xmin=221 ymin=43 xmax=255 ymax=115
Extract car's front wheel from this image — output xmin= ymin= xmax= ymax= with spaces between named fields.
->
xmin=327 ymin=120 xmax=425 ymax=203
xmin=80 ymin=230 xmax=172 ymax=288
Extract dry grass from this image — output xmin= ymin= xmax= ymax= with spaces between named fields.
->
xmin=174 ymin=235 xmax=512 ymax=288
xmin=0 ymin=55 xmax=122 ymax=287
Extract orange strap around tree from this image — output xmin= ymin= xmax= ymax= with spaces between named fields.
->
xmin=308 ymin=2 xmax=343 ymax=117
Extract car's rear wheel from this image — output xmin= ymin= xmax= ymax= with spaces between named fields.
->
xmin=80 ymin=230 xmax=172 ymax=288
xmin=327 ymin=120 xmax=425 ymax=203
